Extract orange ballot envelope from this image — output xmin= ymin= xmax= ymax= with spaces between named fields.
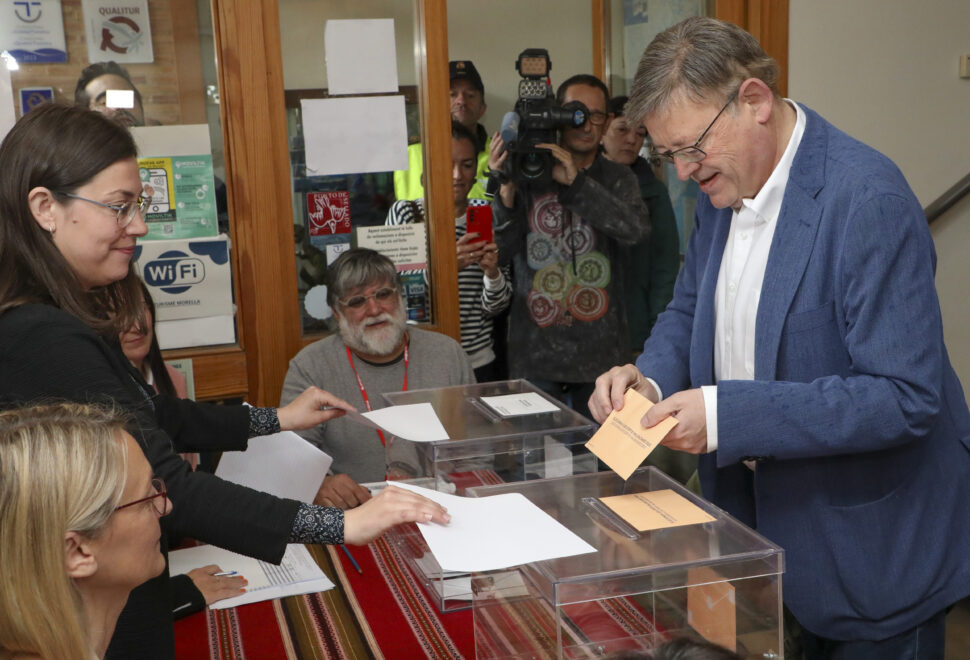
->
xmin=597 ymin=489 xmax=715 ymax=532
xmin=585 ymin=387 xmax=679 ymax=480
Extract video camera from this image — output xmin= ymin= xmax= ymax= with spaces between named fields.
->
xmin=499 ymin=48 xmax=588 ymax=185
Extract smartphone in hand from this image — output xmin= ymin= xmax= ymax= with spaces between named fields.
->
xmin=466 ymin=205 xmax=493 ymax=244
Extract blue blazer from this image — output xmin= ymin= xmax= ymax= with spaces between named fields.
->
xmin=637 ymin=105 xmax=970 ymax=640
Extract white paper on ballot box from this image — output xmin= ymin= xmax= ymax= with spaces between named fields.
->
xmin=390 ymin=481 xmax=596 ymax=573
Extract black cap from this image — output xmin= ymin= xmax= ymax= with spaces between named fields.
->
xmin=449 ymin=60 xmax=484 ymax=94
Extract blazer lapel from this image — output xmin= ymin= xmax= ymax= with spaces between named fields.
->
xmin=755 ymin=105 xmax=827 ymax=379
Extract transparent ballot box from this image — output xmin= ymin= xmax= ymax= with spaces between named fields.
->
xmin=467 ymin=468 xmax=784 ymax=660
xmin=381 ymin=379 xmax=598 ymax=490
xmin=381 ymin=379 xmax=598 ymax=612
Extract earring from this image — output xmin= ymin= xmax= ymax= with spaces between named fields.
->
xmin=48 ymin=224 xmax=55 ymax=235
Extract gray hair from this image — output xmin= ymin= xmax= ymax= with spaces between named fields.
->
xmin=625 ymin=17 xmax=779 ymax=124
xmin=326 ymin=248 xmax=401 ymax=308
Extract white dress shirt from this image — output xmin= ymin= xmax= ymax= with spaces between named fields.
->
xmin=701 ymin=100 xmax=806 ymax=452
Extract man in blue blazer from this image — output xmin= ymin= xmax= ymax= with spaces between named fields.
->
xmin=590 ymin=17 xmax=970 ymax=659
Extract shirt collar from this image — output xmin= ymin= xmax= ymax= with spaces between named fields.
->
xmin=738 ymin=100 xmax=806 ymax=225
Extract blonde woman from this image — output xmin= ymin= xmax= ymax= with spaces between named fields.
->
xmin=0 ymin=403 xmax=170 ymax=660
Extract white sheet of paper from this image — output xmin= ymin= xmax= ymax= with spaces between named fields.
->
xmin=168 ymin=543 xmax=334 ymax=610
xmin=155 ymin=315 xmax=235 ymax=350
xmin=131 ymin=124 xmax=212 ymax=157
xmin=301 ymin=96 xmax=408 ymax=176
xmin=480 ymin=392 xmax=560 ymax=417
xmin=390 ymin=481 xmax=596 ymax=572
xmin=215 ymin=431 xmax=332 ymax=503
xmin=358 ymin=402 xmax=449 ymax=442
xmin=0 ymin=65 xmax=14 ymax=141
xmin=324 ymin=19 xmax=399 ymax=95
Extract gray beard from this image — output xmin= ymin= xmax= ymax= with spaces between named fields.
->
xmin=337 ymin=306 xmax=407 ymax=357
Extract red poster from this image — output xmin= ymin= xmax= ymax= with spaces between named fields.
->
xmin=307 ymin=191 xmax=351 ymax=236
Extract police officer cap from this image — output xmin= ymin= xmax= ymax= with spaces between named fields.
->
xmin=449 ymin=60 xmax=484 ymax=94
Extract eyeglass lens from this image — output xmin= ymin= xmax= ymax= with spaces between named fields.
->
xmin=343 ymin=287 xmax=397 ymax=309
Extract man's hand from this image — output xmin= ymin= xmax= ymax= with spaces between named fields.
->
xmin=588 ymin=364 xmax=658 ymax=424
xmin=456 ymin=232 xmax=488 ymax=270
xmin=343 ymin=485 xmax=451 ymax=546
xmin=645 ymin=388 xmax=708 ymax=454
xmin=535 ymin=142 xmax=580 ymax=186
xmin=314 ymin=474 xmax=372 ymax=509
xmin=277 ymin=386 xmax=356 ymax=431
xmin=489 ymin=133 xmax=516 ymax=206
xmin=187 ymin=565 xmax=248 ymax=605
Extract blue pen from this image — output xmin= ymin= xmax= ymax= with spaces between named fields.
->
xmin=213 ymin=570 xmax=237 ymax=577
xmin=340 ymin=544 xmax=363 ymax=574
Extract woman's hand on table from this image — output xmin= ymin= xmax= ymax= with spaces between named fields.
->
xmin=187 ymin=564 xmax=248 ymax=605
xmin=343 ymin=485 xmax=450 ymax=545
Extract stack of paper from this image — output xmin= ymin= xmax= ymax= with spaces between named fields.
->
xmin=168 ymin=543 xmax=334 ymax=610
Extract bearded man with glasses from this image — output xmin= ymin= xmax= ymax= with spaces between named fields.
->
xmin=281 ymin=248 xmax=474 ymax=510
xmin=589 ymin=17 xmax=970 ymax=659
xmin=490 ymin=73 xmax=650 ymax=420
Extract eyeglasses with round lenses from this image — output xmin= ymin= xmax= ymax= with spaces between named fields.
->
xmin=338 ymin=286 xmax=399 ymax=310
xmin=115 ymin=477 xmax=167 ymax=516
xmin=60 ymin=190 xmax=153 ymax=228
xmin=587 ymin=110 xmax=609 ymax=126
xmin=653 ymin=89 xmax=739 ymax=164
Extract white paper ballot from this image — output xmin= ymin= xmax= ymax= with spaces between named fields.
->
xmin=168 ymin=543 xmax=334 ymax=609
xmin=390 ymin=481 xmax=596 ymax=572
xmin=480 ymin=392 xmax=560 ymax=417
xmin=301 ymin=96 xmax=408 ymax=176
xmin=339 ymin=402 xmax=449 ymax=442
xmin=215 ymin=431 xmax=332 ymax=503
xmin=324 ymin=19 xmax=399 ymax=95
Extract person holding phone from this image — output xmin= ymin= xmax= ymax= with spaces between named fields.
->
xmin=386 ymin=121 xmax=512 ymax=382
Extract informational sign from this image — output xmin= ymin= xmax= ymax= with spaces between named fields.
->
xmin=0 ymin=64 xmax=14 ymax=140
xmin=19 ymin=86 xmax=54 ymax=116
xmin=355 ymin=223 xmax=427 ymax=270
xmin=81 ymin=0 xmax=153 ymax=64
xmin=131 ymin=125 xmax=219 ymax=240
xmin=133 ymin=236 xmax=234 ymax=348
xmin=307 ymin=191 xmax=351 ymax=236
xmin=0 ymin=0 xmax=67 ymax=63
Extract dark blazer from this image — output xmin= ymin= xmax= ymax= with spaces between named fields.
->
xmin=0 ymin=303 xmax=301 ymax=659
xmin=636 ymin=105 xmax=970 ymax=640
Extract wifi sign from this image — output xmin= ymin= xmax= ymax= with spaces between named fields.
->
xmin=142 ymin=250 xmax=206 ymax=294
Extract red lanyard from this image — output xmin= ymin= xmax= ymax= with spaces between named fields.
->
xmin=345 ymin=342 xmax=409 ymax=446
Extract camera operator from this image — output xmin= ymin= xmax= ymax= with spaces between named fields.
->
xmin=491 ymin=73 xmax=650 ymax=418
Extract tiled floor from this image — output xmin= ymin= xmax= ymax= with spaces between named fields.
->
xmin=946 ymin=597 xmax=970 ymax=659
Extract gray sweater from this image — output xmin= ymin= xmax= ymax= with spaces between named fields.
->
xmin=280 ymin=327 xmax=475 ymax=482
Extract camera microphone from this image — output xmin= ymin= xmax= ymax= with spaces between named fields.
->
xmin=500 ymin=111 xmax=520 ymax=145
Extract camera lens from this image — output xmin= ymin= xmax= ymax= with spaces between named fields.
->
xmin=519 ymin=152 xmax=545 ymax=179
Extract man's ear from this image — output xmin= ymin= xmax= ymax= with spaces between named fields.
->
xmin=64 ymin=531 xmax=98 ymax=579
xmin=737 ymin=77 xmax=774 ymax=125
xmin=28 ymin=186 xmax=59 ymax=232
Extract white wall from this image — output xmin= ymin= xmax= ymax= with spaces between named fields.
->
xmin=789 ymin=0 xmax=970 ymax=391
xmin=447 ymin=0 xmax=594 ymax=135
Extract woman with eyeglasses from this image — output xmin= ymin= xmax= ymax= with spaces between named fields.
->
xmin=0 ymin=402 xmax=170 ymax=660
xmin=0 ymin=103 xmax=450 ymax=660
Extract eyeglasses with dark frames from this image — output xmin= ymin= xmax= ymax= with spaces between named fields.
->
xmin=60 ymin=190 xmax=153 ymax=228
xmin=338 ymin=286 xmax=399 ymax=310
xmin=115 ymin=477 xmax=167 ymax=516
xmin=653 ymin=89 xmax=739 ymax=164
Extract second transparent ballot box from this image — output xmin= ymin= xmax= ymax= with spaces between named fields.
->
xmin=467 ymin=468 xmax=785 ymax=659
xmin=380 ymin=379 xmax=598 ymax=611
xmin=381 ymin=379 xmax=598 ymax=491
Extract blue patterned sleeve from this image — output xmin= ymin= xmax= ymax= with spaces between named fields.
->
xmin=289 ymin=503 xmax=344 ymax=545
xmin=248 ymin=406 xmax=281 ymax=437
